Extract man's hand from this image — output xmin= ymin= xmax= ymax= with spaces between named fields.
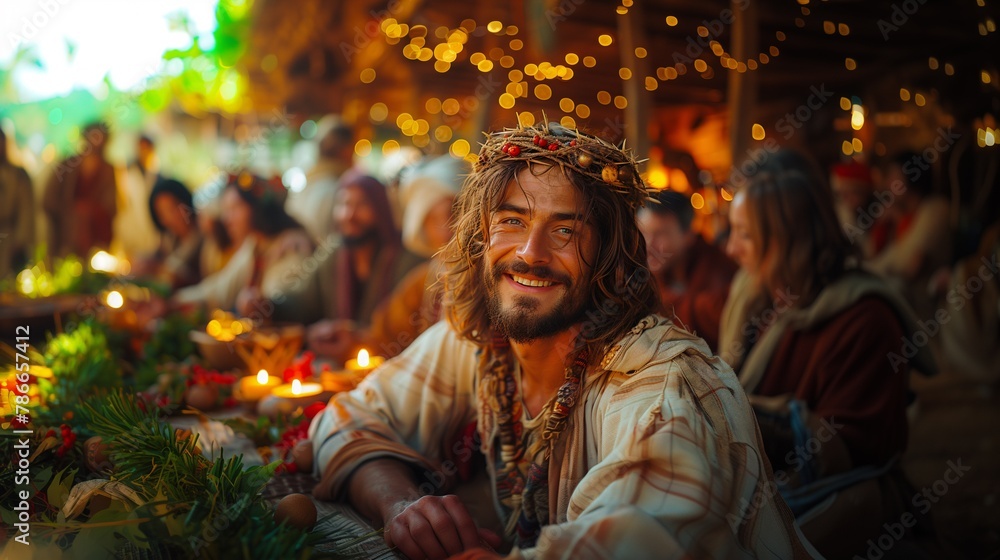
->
xmin=343 ymin=459 xmax=502 ymax=560
xmin=306 ymin=319 xmax=358 ymax=361
xmin=384 ymin=495 xmax=502 ymax=560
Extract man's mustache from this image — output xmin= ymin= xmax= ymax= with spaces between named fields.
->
xmin=492 ymin=260 xmax=572 ymax=286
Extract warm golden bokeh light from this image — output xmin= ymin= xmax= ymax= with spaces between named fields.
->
xmin=450 ymin=139 xmax=471 ymax=158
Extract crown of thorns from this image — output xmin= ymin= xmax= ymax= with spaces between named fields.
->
xmin=473 ymin=120 xmax=654 ymax=211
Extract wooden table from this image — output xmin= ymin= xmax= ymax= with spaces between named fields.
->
xmin=0 ymin=293 xmax=92 ymax=339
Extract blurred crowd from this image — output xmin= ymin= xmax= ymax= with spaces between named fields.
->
xmin=1 ymin=114 xmax=998 ymax=558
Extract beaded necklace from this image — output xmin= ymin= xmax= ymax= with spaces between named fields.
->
xmin=479 ymin=333 xmax=589 ymax=548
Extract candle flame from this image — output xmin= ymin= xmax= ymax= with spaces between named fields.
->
xmin=358 ymin=349 xmax=370 ymax=368
xmin=292 ymin=378 xmax=302 ymax=395
xmin=90 ymin=250 xmax=119 ymax=273
xmin=105 ymin=290 xmax=124 ymax=309
xmin=257 ymin=369 xmax=268 ymax=384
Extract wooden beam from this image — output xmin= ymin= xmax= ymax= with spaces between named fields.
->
xmin=727 ymin=0 xmax=759 ymax=167
xmin=618 ymin=3 xmax=653 ymax=160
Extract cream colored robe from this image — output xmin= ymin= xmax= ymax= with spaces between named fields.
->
xmin=174 ymin=229 xmax=313 ymax=310
xmin=310 ymin=316 xmax=816 ymax=559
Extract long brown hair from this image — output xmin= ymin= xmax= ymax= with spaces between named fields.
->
xmin=441 ymin=132 xmax=657 ymax=360
xmin=740 ymin=150 xmax=859 ymax=308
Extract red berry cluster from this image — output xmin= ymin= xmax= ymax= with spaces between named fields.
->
xmin=500 ymin=142 xmax=521 ymax=157
xmin=532 ymin=134 xmax=562 ymax=151
xmin=135 ymin=391 xmax=170 ymax=412
xmin=56 ymin=424 xmax=76 ymax=458
xmin=186 ymin=365 xmax=237 ymax=387
xmin=275 ymin=421 xmax=309 ymax=472
xmin=274 ymin=401 xmax=327 ymax=474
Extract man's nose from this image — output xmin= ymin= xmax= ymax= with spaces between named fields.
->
xmin=516 ymin=226 xmax=552 ymax=265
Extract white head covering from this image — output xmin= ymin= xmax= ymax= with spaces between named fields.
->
xmin=378 ymin=146 xmax=423 ymax=186
xmin=398 ymin=155 xmax=466 ymax=257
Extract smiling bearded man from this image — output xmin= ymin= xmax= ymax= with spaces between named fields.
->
xmin=308 ymin=121 xmax=814 ymax=560
xmin=482 ymin=177 xmax=593 ymax=343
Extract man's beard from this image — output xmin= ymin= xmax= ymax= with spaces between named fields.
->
xmin=342 ymin=228 xmax=378 ymax=247
xmin=484 ymin=259 xmax=590 ymax=343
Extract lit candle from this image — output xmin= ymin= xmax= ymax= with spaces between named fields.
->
xmin=90 ymin=250 xmax=119 ymax=273
xmin=323 ymin=349 xmax=384 ymax=393
xmin=105 ymin=290 xmax=124 ymax=309
xmin=345 ymin=348 xmax=384 ymax=378
xmin=258 ymin=378 xmax=326 ymax=418
xmin=273 ymin=378 xmax=323 ymax=399
xmin=238 ymin=369 xmax=280 ymax=402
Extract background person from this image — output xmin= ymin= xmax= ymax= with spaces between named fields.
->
xmin=0 ymin=126 xmax=35 ymax=279
xmin=174 ymin=173 xmax=313 ymax=311
xmin=285 ymin=116 xmax=355 ymax=243
xmin=135 ymin=177 xmax=203 ymax=289
xmin=637 ymin=189 xmax=737 ymax=351
xmin=43 ymin=121 xmax=118 ymax=258
xmin=719 ymin=149 xmax=937 ymax=558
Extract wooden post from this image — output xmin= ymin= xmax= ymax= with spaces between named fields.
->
xmin=727 ymin=0 xmax=759 ymax=168
xmin=618 ymin=3 xmax=652 ymax=163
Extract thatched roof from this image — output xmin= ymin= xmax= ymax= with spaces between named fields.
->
xmin=242 ymin=0 xmax=997 ymax=117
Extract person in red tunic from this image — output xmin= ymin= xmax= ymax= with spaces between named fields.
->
xmin=637 ymin=189 xmax=737 ymax=351
xmin=43 ymin=122 xmax=118 ymax=258
xmin=719 ymin=149 xmax=937 ymax=558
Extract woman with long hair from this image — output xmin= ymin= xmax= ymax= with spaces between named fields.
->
xmin=719 ymin=149 xmax=937 ymax=557
xmin=174 ymin=173 xmax=313 ymax=311
xmin=138 ymin=177 xmax=203 ymax=289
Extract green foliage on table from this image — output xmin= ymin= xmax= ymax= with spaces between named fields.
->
xmin=37 ymin=319 xmax=123 ymax=427
xmin=134 ymin=310 xmax=203 ymax=389
xmin=224 ymin=411 xmax=307 ymax=447
xmin=63 ymin=390 xmax=321 ymax=559
xmin=3 ymin=252 xmax=111 ymax=299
